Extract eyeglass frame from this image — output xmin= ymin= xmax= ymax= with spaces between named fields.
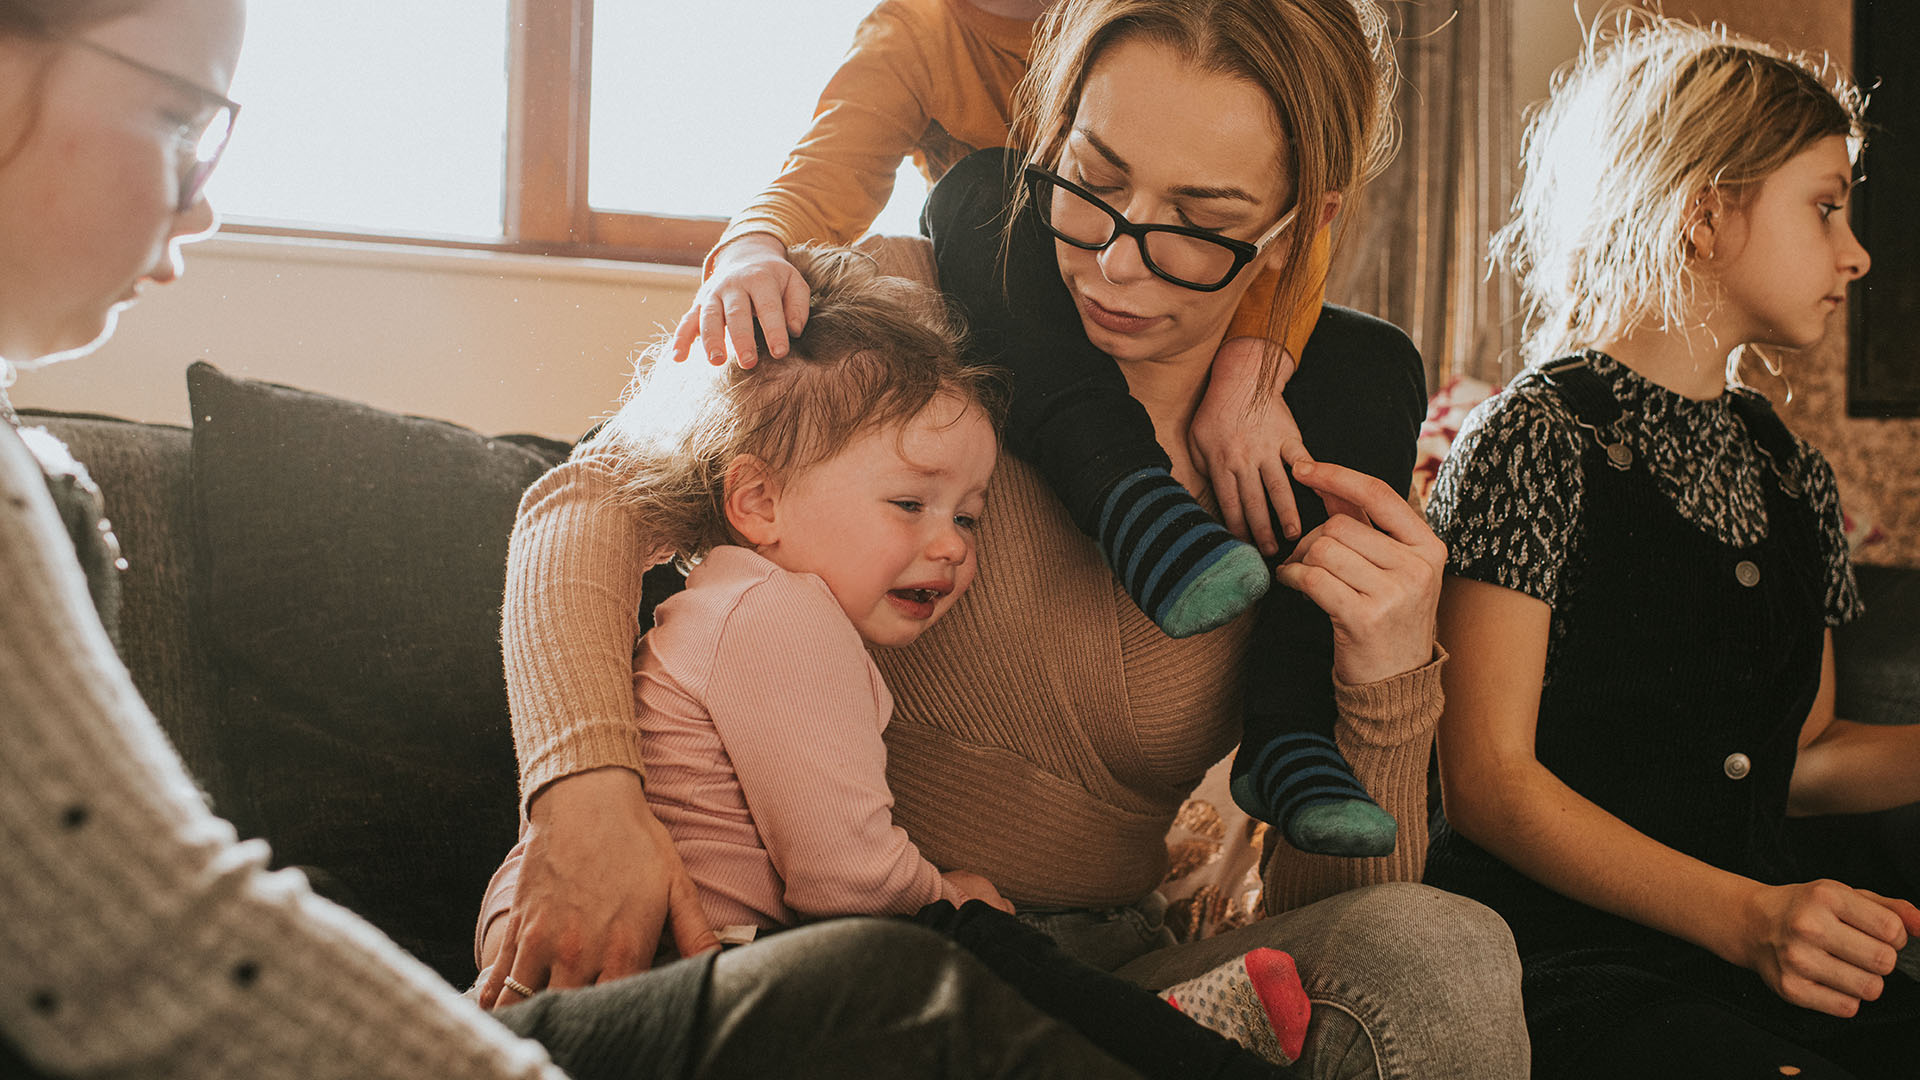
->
xmin=67 ymin=37 xmax=241 ymax=213
xmin=1023 ymin=164 xmax=1297 ymax=293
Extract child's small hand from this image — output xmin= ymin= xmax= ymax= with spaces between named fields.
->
xmin=1737 ymin=879 xmax=1909 ymax=1017
xmin=942 ymin=869 xmax=1015 ymax=913
xmin=670 ymin=232 xmax=811 ymax=369
xmin=1188 ymin=336 xmax=1312 ymax=555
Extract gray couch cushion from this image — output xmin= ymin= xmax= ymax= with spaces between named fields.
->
xmin=186 ymin=361 xmax=569 ymax=983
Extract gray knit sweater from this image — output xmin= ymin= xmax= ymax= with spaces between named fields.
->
xmin=0 ymin=416 xmax=565 ymax=1079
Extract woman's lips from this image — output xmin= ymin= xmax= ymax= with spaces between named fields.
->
xmin=1078 ymin=293 xmax=1163 ymax=335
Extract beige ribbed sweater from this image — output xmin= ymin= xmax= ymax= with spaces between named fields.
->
xmin=0 ymin=424 xmax=563 ymax=1078
xmin=504 ymin=444 xmax=1440 ymax=916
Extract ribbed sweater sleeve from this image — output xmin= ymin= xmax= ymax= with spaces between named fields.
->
xmin=1262 ymin=648 xmax=1448 ymax=915
xmin=0 ymin=429 xmax=563 ymax=1079
xmin=504 ymin=441 xmax=664 ymax=811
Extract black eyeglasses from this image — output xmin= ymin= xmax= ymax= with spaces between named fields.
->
xmin=1024 ymin=165 xmax=1295 ymax=292
xmin=71 ymin=37 xmax=241 ymax=213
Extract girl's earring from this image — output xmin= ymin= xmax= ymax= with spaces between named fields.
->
xmin=1688 ymin=221 xmax=1715 ymax=262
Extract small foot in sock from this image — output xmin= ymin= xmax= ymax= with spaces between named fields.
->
xmin=1161 ymin=947 xmax=1310 ymax=1066
xmin=1157 ymin=541 xmax=1270 ymax=638
xmin=1096 ymin=468 xmax=1269 ymax=638
xmin=1231 ymin=733 xmax=1397 ymax=857
xmin=1287 ymin=798 xmax=1397 ymax=858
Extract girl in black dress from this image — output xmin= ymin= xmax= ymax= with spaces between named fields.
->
xmin=1424 ymin=12 xmax=1920 ymax=1079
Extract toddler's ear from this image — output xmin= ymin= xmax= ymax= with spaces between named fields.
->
xmin=723 ymin=454 xmax=781 ymax=546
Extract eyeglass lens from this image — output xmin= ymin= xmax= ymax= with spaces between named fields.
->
xmin=176 ymin=105 xmax=235 ymax=211
xmin=1035 ymin=175 xmax=1243 ymax=288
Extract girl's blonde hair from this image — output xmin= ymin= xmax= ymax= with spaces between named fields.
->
xmin=1496 ymin=10 xmax=1864 ymax=367
xmin=1008 ymin=0 xmax=1398 ymax=392
xmin=599 ymin=245 xmax=1003 ymax=561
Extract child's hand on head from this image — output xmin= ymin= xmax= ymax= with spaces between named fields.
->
xmin=671 ymin=232 xmax=812 ymax=369
xmin=942 ymin=869 xmax=1014 ymax=914
xmin=1188 ymin=336 xmax=1313 ymax=555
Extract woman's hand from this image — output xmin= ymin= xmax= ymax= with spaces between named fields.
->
xmin=1188 ymin=337 xmax=1312 ymax=554
xmin=1274 ymin=461 xmax=1443 ymax=685
xmin=477 ymin=767 xmax=720 ymax=1009
xmin=669 ymin=232 xmax=810 ymax=368
xmin=1736 ymin=880 xmax=1915 ymax=1017
xmin=942 ymin=870 xmax=1015 ymax=914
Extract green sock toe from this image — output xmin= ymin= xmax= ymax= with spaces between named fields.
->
xmin=1160 ymin=543 xmax=1270 ymax=638
xmin=1287 ymin=799 xmax=1398 ymax=858
xmin=1229 ymin=771 xmax=1270 ymax=822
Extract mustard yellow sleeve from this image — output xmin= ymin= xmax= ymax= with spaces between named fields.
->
xmin=1226 ymin=224 xmax=1333 ymax=362
xmin=710 ymin=0 xmax=1029 ymax=274
xmin=714 ymin=3 xmax=947 ymax=264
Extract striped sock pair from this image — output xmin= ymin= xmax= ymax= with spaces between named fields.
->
xmin=1095 ymin=468 xmax=1269 ymax=638
xmin=1231 ymin=731 xmax=1397 ymax=858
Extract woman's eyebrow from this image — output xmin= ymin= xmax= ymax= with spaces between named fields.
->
xmin=1074 ymin=126 xmax=1132 ymax=172
xmin=1072 ymin=127 xmax=1259 ymax=204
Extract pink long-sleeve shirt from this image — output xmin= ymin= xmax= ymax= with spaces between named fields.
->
xmin=482 ymin=544 xmax=963 ymax=940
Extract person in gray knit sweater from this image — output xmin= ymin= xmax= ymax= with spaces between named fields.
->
xmin=0 ymin=1 xmax=1145 ymax=1077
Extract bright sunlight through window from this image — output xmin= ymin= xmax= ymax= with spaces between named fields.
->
xmin=206 ymin=1 xmax=511 ymax=238
xmin=588 ymin=0 xmax=927 ymax=237
xmin=205 ymin=2 xmax=928 ymax=243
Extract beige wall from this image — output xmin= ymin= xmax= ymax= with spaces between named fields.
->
xmin=1512 ymin=1 xmax=1599 ymax=120
xmin=13 ymin=234 xmax=699 ymax=441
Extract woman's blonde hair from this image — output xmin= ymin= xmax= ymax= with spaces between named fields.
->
xmin=1496 ymin=9 xmax=1864 ymax=367
xmin=599 ymin=245 xmax=1003 ymax=562
xmin=1008 ymin=0 xmax=1398 ymax=391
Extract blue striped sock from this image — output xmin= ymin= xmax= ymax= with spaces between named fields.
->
xmin=1095 ymin=468 xmax=1268 ymax=638
xmin=1231 ymin=731 xmax=1397 ymax=858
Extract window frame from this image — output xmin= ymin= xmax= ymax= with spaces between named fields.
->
xmin=221 ymin=0 xmax=724 ymax=266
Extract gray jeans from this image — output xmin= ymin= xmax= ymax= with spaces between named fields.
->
xmin=1018 ymin=883 xmax=1528 ymax=1080
xmin=499 ymin=918 xmax=1146 ymax=1080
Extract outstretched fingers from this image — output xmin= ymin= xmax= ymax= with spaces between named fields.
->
xmin=669 ymin=303 xmax=703 ymax=365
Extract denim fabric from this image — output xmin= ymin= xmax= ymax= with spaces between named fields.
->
xmin=503 ymin=919 xmax=1145 ymax=1080
xmin=695 ymin=919 xmax=1143 ymax=1080
xmin=1024 ymin=884 xmax=1527 ymax=1080
xmin=1015 ymin=889 xmax=1180 ymax=974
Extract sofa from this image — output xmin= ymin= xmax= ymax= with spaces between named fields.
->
xmin=21 ymin=361 xmax=1920 ymax=990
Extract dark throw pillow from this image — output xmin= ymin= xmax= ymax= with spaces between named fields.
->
xmin=187 ymin=361 xmax=570 ymax=985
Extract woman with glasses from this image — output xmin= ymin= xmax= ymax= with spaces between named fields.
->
xmin=490 ymin=0 xmax=1527 ymax=1076
xmin=0 ymin=2 xmax=1157 ymax=1077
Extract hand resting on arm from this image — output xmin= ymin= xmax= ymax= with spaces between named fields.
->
xmin=1188 ymin=336 xmax=1313 ymax=554
xmin=478 ymin=768 xmax=719 ymax=1009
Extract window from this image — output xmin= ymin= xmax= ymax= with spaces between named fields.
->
xmin=213 ymin=0 xmax=926 ymax=264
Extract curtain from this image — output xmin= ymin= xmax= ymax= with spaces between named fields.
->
xmin=1328 ymin=0 xmax=1519 ymax=389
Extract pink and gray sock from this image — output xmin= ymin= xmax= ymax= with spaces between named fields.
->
xmin=1159 ymin=947 xmax=1311 ymax=1066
